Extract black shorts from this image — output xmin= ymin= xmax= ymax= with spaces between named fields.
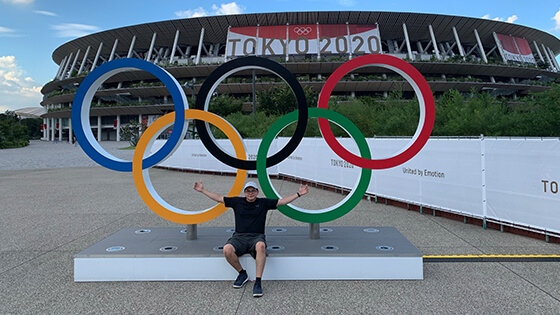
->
xmin=226 ymin=233 xmax=266 ymax=259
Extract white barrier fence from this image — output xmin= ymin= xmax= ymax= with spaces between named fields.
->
xmin=153 ymin=137 xmax=560 ymax=235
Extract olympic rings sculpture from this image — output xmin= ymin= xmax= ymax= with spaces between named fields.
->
xmin=72 ymin=54 xmax=435 ymax=224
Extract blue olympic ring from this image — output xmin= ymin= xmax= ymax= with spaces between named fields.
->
xmin=71 ymin=58 xmax=189 ymax=172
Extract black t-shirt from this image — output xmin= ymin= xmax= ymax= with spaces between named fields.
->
xmin=224 ymin=197 xmax=278 ymax=234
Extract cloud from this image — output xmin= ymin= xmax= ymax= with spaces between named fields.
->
xmin=552 ymin=8 xmax=560 ymax=31
xmin=505 ymin=15 xmax=518 ymax=23
xmin=337 ymin=0 xmax=356 ymax=6
xmin=175 ymin=7 xmax=208 ymax=18
xmin=0 ymin=26 xmax=16 ymax=37
xmin=481 ymin=14 xmax=518 ymax=23
xmin=212 ymin=2 xmax=244 ymax=15
xmin=0 ymin=56 xmax=42 ymax=112
xmin=175 ymin=2 xmax=245 ymax=18
xmin=34 ymin=10 xmax=57 ymax=16
xmin=1 ymin=0 xmax=34 ymax=4
xmin=50 ymin=23 xmax=100 ymax=38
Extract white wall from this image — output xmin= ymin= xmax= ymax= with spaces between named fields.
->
xmin=152 ymin=137 xmax=560 ymax=234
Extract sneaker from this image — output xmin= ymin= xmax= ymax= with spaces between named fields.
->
xmin=233 ymin=272 xmax=248 ymax=288
xmin=253 ymin=281 xmax=263 ymax=297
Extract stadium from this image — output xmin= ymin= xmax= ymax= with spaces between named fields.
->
xmin=40 ymin=11 xmax=560 ymax=142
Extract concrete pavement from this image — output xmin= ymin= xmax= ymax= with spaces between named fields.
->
xmin=1 ymin=140 xmax=559 ymax=314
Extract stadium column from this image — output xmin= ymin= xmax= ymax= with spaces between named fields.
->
xmin=91 ymin=42 xmax=103 ymax=71
xmin=109 ymin=39 xmax=119 ymax=62
xmin=61 ymin=53 xmax=73 ymax=80
xmin=147 ymin=33 xmax=157 ymax=61
xmin=170 ymin=30 xmax=180 ymax=63
xmin=541 ymin=44 xmax=555 ymax=70
xmin=533 ymin=42 xmax=545 ymax=63
xmin=195 ymin=28 xmax=205 ymax=65
xmin=116 ymin=115 xmax=121 ymax=142
xmin=428 ymin=25 xmax=441 ymax=60
xmin=138 ymin=114 xmax=143 ymax=140
xmin=70 ymin=50 xmax=81 ymax=78
xmin=44 ymin=118 xmax=49 ymax=141
xmin=474 ymin=29 xmax=488 ymax=63
xmin=77 ymin=46 xmax=90 ymax=75
xmin=68 ymin=117 xmax=73 ymax=144
xmin=55 ymin=56 xmax=66 ymax=80
xmin=127 ymin=36 xmax=136 ymax=58
xmin=546 ymin=46 xmax=560 ymax=70
xmin=50 ymin=118 xmax=55 ymax=142
xmin=452 ymin=27 xmax=466 ymax=60
xmin=58 ymin=118 xmax=63 ymax=142
xmin=402 ymin=23 xmax=413 ymax=60
xmin=97 ymin=116 xmax=102 ymax=142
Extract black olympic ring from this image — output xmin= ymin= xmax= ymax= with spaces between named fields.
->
xmin=195 ymin=56 xmax=308 ymax=170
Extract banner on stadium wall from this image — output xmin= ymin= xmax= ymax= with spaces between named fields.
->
xmin=154 ymin=137 xmax=559 ymax=234
xmin=225 ymin=24 xmax=381 ymax=57
xmin=368 ymin=138 xmax=484 ymax=217
xmin=153 ymin=139 xmax=277 ymax=175
xmin=484 ymin=139 xmax=560 ymax=233
xmin=494 ymin=33 xmax=537 ymax=65
xmin=276 ymin=138 xmax=363 ymax=189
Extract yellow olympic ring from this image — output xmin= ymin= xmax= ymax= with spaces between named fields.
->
xmin=132 ymin=109 xmax=247 ymax=224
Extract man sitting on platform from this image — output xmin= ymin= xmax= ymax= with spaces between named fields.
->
xmin=193 ymin=180 xmax=309 ymax=297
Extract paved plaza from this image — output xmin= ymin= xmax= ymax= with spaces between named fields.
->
xmin=1 ymin=140 xmax=559 ymax=314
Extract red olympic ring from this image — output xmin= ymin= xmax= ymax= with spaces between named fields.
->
xmin=317 ymin=54 xmax=435 ymax=169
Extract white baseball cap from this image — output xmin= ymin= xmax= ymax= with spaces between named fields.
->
xmin=243 ymin=181 xmax=259 ymax=190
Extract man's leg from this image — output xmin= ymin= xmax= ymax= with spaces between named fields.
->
xmin=224 ymin=243 xmax=249 ymax=289
xmin=223 ymin=243 xmax=243 ymax=272
xmin=254 ymin=241 xmax=266 ymax=278
xmin=253 ymin=241 xmax=266 ymax=297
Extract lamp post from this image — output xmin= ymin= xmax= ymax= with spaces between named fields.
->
xmin=183 ymin=80 xmax=195 ymax=101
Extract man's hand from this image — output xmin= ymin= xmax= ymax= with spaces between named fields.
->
xmin=297 ymin=184 xmax=309 ymax=197
xmin=193 ymin=181 xmax=204 ymax=192
xmin=277 ymin=183 xmax=310 ymax=206
xmin=193 ymin=181 xmax=224 ymax=204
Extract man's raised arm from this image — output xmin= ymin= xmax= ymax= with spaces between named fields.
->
xmin=194 ymin=181 xmax=225 ymax=203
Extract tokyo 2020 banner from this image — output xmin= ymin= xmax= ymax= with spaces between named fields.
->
xmin=72 ymin=55 xmax=435 ymax=224
xmin=226 ymin=24 xmax=381 ymax=57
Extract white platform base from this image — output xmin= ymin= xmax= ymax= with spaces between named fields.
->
xmin=74 ymin=227 xmax=423 ymax=282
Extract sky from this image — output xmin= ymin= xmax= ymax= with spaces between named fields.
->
xmin=2 ymin=0 xmax=560 ymax=113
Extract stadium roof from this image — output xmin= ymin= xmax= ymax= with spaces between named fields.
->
xmin=13 ymin=107 xmax=46 ymax=119
xmin=53 ymin=11 xmax=560 ymax=64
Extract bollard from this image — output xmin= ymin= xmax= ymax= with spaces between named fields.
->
xmin=309 ymin=223 xmax=320 ymax=239
xmin=186 ymin=224 xmax=197 ymax=240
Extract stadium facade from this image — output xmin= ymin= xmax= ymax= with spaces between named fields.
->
xmin=40 ymin=11 xmax=560 ymax=142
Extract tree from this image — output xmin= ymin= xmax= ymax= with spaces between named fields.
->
xmin=197 ymin=85 xmax=560 ymax=139
xmin=256 ymin=85 xmax=318 ymax=116
xmin=21 ymin=118 xmax=42 ymax=140
xmin=0 ymin=111 xmax=30 ymax=149
xmin=208 ymin=94 xmax=245 ymax=117
xmin=119 ymin=120 xmax=146 ymax=147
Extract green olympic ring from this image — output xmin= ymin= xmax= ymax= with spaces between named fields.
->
xmin=256 ymin=107 xmax=372 ymax=223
